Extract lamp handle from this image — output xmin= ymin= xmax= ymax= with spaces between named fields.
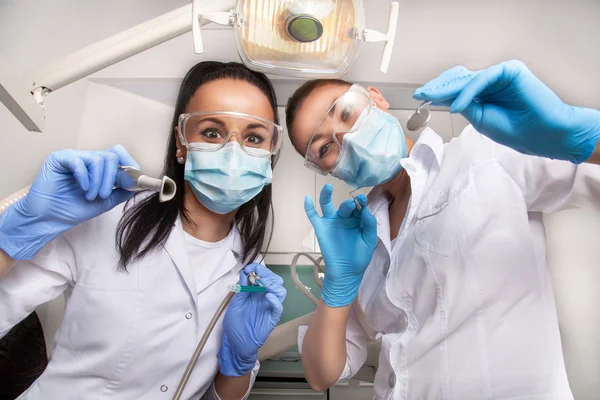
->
xmin=380 ymin=2 xmax=399 ymax=73
xmin=192 ymin=0 xmax=204 ymax=54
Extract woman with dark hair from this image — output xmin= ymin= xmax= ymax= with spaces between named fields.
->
xmin=0 ymin=61 xmax=286 ymax=399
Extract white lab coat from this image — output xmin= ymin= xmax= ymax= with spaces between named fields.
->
xmin=0 ymin=200 xmax=259 ymax=399
xmin=300 ymin=126 xmax=600 ymax=399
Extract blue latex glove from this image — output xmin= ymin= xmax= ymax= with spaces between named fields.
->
xmin=413 ymin=60 xmax=600 ymax=164
xmin=0 ymin=145 xmax=138 ymax=260
xmin=219 ymin=264 xmax=287 ymax=377
xmin=304 ymin=184 xmax=378 ymax=308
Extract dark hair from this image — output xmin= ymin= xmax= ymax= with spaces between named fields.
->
xmin=116 ymin=61 xmax=278 ymax=269
xmin=285 ymin=78 xmax=351 ymax=154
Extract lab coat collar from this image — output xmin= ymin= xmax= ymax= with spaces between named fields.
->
xmin=229 ymin=225 xmax=244 ymax=262
xmin=163 ymin=216 xmax=243 ymax=307
xmin=410 ymin=127 xmax=445 ymax=169
xmin=366 ymin=127 xmax=446 ymax=254
xmin=367 ymin=187 xmax=393 ymax=256
xmin=164 ymin=217 xmax=198 ymax=309
xmin=416 ymin=126 xmax=494 ymax=218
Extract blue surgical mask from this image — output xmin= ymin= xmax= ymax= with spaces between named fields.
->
xmin=331 ymin=107 xmax=407 ymax=189
xmin=184 ymin=142 xmax=273 ymax=214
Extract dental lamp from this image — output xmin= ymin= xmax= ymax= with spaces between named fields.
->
xmin=0 ymin=0 xmax=399 ymax=133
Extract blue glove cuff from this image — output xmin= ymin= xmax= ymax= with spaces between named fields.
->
xmin=321 ymin=273 xmax=364 ymax=308
xmin=571 ymin=107 xmax=600 ymax=164
xmin=0 ymin=199 xmax=66 ymax=260
xmin=218 ymin=334 xmax=257 ymax=377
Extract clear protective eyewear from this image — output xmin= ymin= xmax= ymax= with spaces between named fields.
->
xmin=178 ymin=111 xmax=283 ymax=158
xmin=304 ymin=84 xmax=373 ymax=174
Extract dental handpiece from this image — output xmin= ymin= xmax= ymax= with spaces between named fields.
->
xmin=228 ymin=272 xmax=266 ymax=293
xmin=117 ymin=166 xmax=177 ymax=203
xmin=248 ymin=271 xmax=264 ymax=287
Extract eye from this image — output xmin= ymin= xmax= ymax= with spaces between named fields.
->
xmin=341 ymin=106 xmax=352 ymax=122
xmin=319 ymin=141 xmax=333 ymax=159
xmin=245 ymin=134 xmax=264 ymax=145
xmin=200 ymin=128 xmax=223 ymax=140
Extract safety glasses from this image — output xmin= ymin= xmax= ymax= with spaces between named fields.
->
xmin=304 ymin=84 xmax=374 ymax=174
xmin=178 ymin=111 xmax=283 ymax=158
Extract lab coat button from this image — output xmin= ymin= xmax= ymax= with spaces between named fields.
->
xmin=160 ymin=385 xmax=168 ymax=392
xmin=185 ymin=312 xmax=193 ymax=319
xmin=388 ymin=372 xmax=396 ymax=388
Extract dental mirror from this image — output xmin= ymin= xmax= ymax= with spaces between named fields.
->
xmin=406 ymin=101 xmax=432 ymax=132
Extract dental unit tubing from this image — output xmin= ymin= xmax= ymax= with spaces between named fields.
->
xmin=26 ymin=1 xmax=235 ymax=93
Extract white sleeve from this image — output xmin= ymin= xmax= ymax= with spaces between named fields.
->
xmin=0 ymin=235 xmax=76 ymax=338
xmin=480 ymin=131 xmax=600 ymax=214
xmin=297 ymin=303 xmax=369 ymax=382
xmin=201 ymin=362 xmax=260 ymax=400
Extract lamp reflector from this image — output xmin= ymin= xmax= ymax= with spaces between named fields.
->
xmin=234 ymin=0 xmax=364 ymax=78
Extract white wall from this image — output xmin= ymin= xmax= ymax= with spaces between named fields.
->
xmin=1 ymin=1 xmax=600 ymax=398
xmin=545 ymin=211 xmax=600 ymax=400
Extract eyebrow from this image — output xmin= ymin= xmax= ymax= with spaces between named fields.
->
xmin=246 ymin=122 xmax=269 ymax=131
xmin=198 ymin=117 xmax=226 ymax=127
xmin=198 ymin=118 xmax=269 ymax=131
xmin=310 ymin=132 xmax=326 ymax=143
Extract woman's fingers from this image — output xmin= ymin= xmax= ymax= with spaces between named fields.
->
xmin=319 ymin=184 xmax=336 ymax=217
xmin=97 ymin=151 xmax=119 ymax=199
xmin=337 ymin=199 xmax=356 ymax=218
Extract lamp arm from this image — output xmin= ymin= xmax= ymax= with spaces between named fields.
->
xmin=26 ymin=1 xmax=235 ymax=93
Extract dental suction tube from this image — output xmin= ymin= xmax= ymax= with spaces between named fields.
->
xmin=118 ymin=166 xmax=177 ymax=202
